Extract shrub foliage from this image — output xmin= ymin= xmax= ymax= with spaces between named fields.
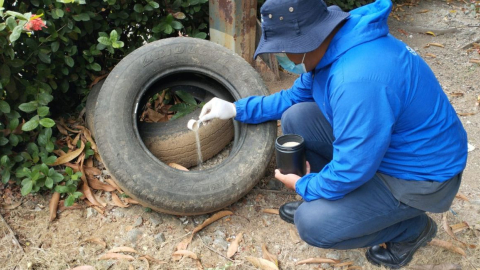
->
xmin=0 ymin=0 xmax=208 ymax=202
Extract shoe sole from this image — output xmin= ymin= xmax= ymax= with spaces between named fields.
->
xmin=365 ymin=217 xmax=438 ymax=269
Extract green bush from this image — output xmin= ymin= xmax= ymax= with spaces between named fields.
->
xmin=0 ymin=0 xmax=208 ymax=204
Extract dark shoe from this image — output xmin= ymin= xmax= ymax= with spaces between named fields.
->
xmin=279 ymin=201 xmax=303 ymax=224
xmin=366 ymin=216 xmax=437 ymax=269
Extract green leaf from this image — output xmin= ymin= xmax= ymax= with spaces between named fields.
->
xmin=175 ymin=90 xmax=197 ymax=105
xmin=9 ymin=25 xmax=22 ymax=43
xmin=18 ymin=102 xmax=38 ymax=113
xmin=0 ymin=100 xmax=10 ymax=113
xmin=55 ymin=9 xmax=64 ymax=18
xmin=38 ymin=52 xmax=51 ymax=64
xmin=49 ymin=169 xmax=63 ymax=182
xmin=9 ymin=134 xmax=19 ymax=146
xmin=0 ymin=0 xmax=4 ymax=8
xmin=8 ymin=59 xmax=24 ymax=68
xmin=6 ymin=16 xmax=16 ymax=30
xmin=109 ymin=30 xmax=118 ymax=42
xmin=0 ymin=155 xmax=8 ymax=165
xmin=148 ymin=1 xmax=160 ymax=8
xmin=112 ymin=41 xmax=124 ymax=48
xmin=65 ymin=56 xmax=74 ymax=67
xmin=46 ymin=141 xmax=54 ymax=152
xmin=134 ymin=4 xmax=144 ymax=13
xmin=171 ymin=21 xmax=183 ymax=30
xmin=51 ymin=41 xmax=60 ymax=52
xmin=21 ymin=180 xmax=33 ymax=196
xmin=194 ymin=32 xmax=207 ymax=39
xmin=45 ymin=177 xmax=53 ymax=189
xmin=0 ymin=24 xmax=5 ymax=32
xmin=9 ymin=118 xmax=19 ymax=130
xmin=54 ymin=185 xmax=69 ymax=193
xmin=39 ymin=118 xmax=55 ymax=128
xmin=65 ymin=195 xmax=75 ymax=206
xmin=40 ymin=163 xmax=49 ymax=175
xmin=90 ymin=63 xmax=101 ymax=71
xmin=164 ymin=24 xmax=173 ymax=34
xmin=38 ymin=93 xmax=53 ymax=105
xmin=0 ymin=137 xmax=8 ymax=146
xmin=44 ymin=156 xmax=56 ymax=165
xmin=22 ymin=116 xmax=40 ymax=131
xmin=73 ymin=191 xmax=83 ymax=198
xmin=37 ymin=106 xmax=49 ymax=117
xmin=2 ymin=170 xmax=10 ymax=184
xmin=97 ymin=36 xmax=111 ymax=46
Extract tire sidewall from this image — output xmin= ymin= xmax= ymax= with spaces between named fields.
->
xmin=94 ymin=38 xmax=276 ymax=215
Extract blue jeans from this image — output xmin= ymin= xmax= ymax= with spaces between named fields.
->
xmin=281 ymin=102 xmax=427 ymax=249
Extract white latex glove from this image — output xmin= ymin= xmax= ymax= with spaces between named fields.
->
xmin=199 ymin=97 xmax=236 ymax=123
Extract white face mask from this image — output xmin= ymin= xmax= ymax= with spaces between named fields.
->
xmin=274 ymin=53 xmax=307 ymax=74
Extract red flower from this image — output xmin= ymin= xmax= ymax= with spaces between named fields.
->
xmin=65 ymin=7 xmax=71 ymax=12
xmin=24 ymin=15 xmax=47 ymax=31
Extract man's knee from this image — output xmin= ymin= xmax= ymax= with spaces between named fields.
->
xmin=294 ymin=203 xmax=339 ymax=249
xmin=281 ymin=103 xmax=317 ymax=134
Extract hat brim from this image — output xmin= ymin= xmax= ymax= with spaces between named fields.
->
xmin=254 ymin=7 xmax=350 ymax=59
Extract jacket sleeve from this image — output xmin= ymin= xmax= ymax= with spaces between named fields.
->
xmin=295 ymin=81 xmax=400 ymax=201
xmin=234 ymin=73 xmax=315 ymax=124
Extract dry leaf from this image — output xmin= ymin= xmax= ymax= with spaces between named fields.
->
xmin=425 ymin=43 xmax=445 ymax=48
xmin=425 ymin=31 xmax=436 ymax=36
xmin=128 ymin=265 xmax=134 ymax=270
xmin=346 ymin=267 xmax=363 ymax=270
xmin=72 ymin=133 xmax=81 ymax=149
xmin=245 ymin=256 xmax=279 ymax=270
xmin=169 ymin=163 xmax=189 ymax=171
xmin=84 ymin=166 xmax=102 ymax=176
xmin=51 ymin=141 xmax=85 ymax=166
xmin=56 ymin=122 xmax=69 ymax=136
xmin=89 ymin=74 xmax=108 ymax=89
xmin=455 ymin=192 xmax=469 ymax=201
xmin=227 ymin=232 xmax=243 ymax=258
xmin=83 ymin=237 xmax=107 ymax=249
xmin=262 ymin=209 xmax=279 ymax=215
xmin=409 ymin=263 xmax=462 ymax=270
xmin=428 ymin=239 xmax=466 ymax=256
xmin=98 ymin=253 xmax=135 ymax=261
xmin=112 ymin=192 xmax=129 ymax=208
xmin=67 ymin=266 xmax=95 ymax=270
xmin=289 ymin=229 xmax=301 ymax=244
xmin=80 ymin=179 xmax=101 ymax=206
xmin=1 ymin=200 xmax=22 ymax=210
xmin=172 ymin=250 xmax=198 ymax=259
xmin=107 ymin=246 xmax=138 ymax=254
xmin=49 ymin=192 xmax=60 ymax=222
xmin=470 ymin=59 xmax=480 ymax=64
xmin=450 ymin=222 xmax=469 ymax=234
xmin=87 ymin=175 xmax=116 ymax=192
xmin=139 ymin=256 xmax=150 ymax=270
xmin=380 ymin=243 xmax=387 ymax=249
xmin=193 ymin=210 xmax=233 ymax=234
xmin=334 ymin=261 xmax=354 ymax=267
xmin=457 ymin=112 xmax=476 ymax=116
xmin=85 ymin=157 xmax=93 ymax=168
xmin=172 ymin=234 xmax=193 ymax=261
xmin=443 ymin=213 xmax=457 ymax=240
xmin=261 ymin=244 xmax=278 ymax=265
xmin=425 ymin=53 xmax=437 ymax=58
xmin=105 ymin=178 xmax=123 ymax=193
xmin=416 ymin=9 xmax=429 ymax=13
xmin=448 ymin=92 xmax=464 ymax=97
xmin=296 ymin=258 xmax=341 ymax=265
xmin=124 ymin=198 xmax=140 ymax=204
xmin=139 ymin=255 xmax=167 ymax=264
xmin=398 ymin=29 xmax=408 ymax=36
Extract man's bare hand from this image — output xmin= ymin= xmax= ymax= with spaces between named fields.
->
xmin=274 ymin=161 xmax=311 ymax=190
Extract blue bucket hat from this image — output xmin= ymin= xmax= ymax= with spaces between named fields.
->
xmin=254 ymin=0 xmax=350 ymax=59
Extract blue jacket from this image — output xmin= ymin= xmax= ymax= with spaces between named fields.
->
xmin=234 ymin=0 xmax=468 ymax=201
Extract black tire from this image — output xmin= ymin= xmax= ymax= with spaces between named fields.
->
xmin=94 ymin=37 xmax=276 ymax=215
xmin=86 ymin=79 xmax=234 ymax=168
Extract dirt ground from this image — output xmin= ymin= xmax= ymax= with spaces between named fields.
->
xmin=1 ymin=1 xmax=480 ymax=269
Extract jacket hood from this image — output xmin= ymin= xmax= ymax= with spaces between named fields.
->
xmin=316 ymin=0 xmax=393 ymax=69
